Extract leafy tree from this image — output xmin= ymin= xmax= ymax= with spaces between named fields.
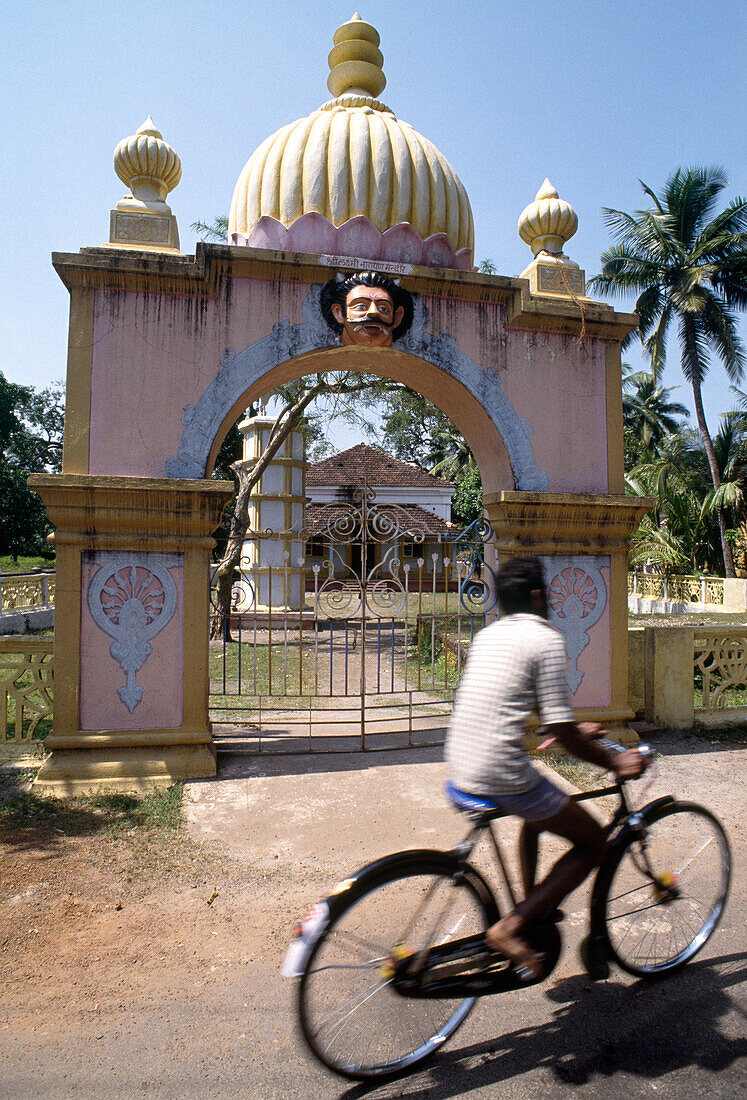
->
xmin=0 ymin=374 xmax=64 ymax=561
xmin=378 ymin=387 xmax=483 ymax=527
xmin=622 ymin=367 xmax=689 ymax=468
xmin=451 ymin=464 xmax=483 ymax=528
xmin=590 ymin=167 xmax=747 ymax=576
xmin=627 ymin=414 xmax=747 ymax=575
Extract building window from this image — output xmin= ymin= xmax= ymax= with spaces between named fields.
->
xmin=402 ymin=541 xmax=421 ymax=558
xmin=305 ymin=538 xmax=325 ymax=558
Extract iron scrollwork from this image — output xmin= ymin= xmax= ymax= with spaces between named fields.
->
xmin=446 ymin=517 xmax=499 ymax=615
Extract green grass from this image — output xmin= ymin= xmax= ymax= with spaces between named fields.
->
xmin=694 ymin=686 xmax=746 ymax=708
xmin=3 ymin=716 xmax=53 ymax=743
xmin=629 ymin=611 xmax=747 ymax=626
xmin=0 ymin=781 xmax=184 ymax=833
xmin=210 ymin=639 xmax=314 ymax=696
xmin=0 ymin=555 xmax=55 ymax=573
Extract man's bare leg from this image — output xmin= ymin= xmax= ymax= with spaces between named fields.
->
xmin=485 ymin=800 xmax=606 ymax=979
xmin=519 ymin=821 xmax=540 ymax=898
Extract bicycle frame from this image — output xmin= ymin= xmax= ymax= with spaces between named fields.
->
xmin=431 ymin=779 xmax=680 ymax=987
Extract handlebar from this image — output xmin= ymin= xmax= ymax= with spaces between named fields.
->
xmin=598 ymin=737 xmax=653 ymax=763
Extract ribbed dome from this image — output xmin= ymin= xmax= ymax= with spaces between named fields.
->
xmin=229 ymin=15 xmax=474 ymax=258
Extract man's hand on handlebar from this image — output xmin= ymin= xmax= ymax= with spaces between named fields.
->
xmin=612 ymin=749 xmax=648 ymax=779
xmin=576 ymin=722 xmax=605 ymax=742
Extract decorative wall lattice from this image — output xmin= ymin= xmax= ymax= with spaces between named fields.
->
xmin=628 ymin=572 xmax=724 ymax=606
xmin=694 ymin=631 xmax=747 ymax=709
xmin=0 ymin=573 xmax=55 ymax=612
xmin=0 ymin=638 xmax=53 ymax=757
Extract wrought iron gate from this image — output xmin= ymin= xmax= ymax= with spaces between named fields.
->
xmin=209 ymin=484 xmax=494 ymax=753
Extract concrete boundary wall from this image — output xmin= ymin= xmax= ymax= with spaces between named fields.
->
xmin=635 ymin=625 xmax=747 ymax=730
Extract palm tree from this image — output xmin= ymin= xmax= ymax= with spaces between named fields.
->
xmin=590 ymin=167 xmax=747 ymax=576
xmin=622 ymin=367 xmax=688 ymax=465
xmin=191 ymin=215 xmax=229 ymax=242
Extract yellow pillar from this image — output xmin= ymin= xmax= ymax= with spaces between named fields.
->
xmin=28 ymin=474 xmax=233 ymax=793
xmin=643 ymin=626 xmax=695 ymax=730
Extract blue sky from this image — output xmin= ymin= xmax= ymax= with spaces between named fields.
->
xmin=3 ymin=0 xmax=746 ymax=441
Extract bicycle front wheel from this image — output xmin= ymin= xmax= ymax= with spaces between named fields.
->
xmin=599 ymin=801 xmax=730 ymax=977
xmin=298 ymin=851 xmax=497 ymax=1080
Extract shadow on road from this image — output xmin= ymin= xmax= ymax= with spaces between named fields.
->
xmin=335 ymin=951 xmax=747 ymax=1098
xmin=195 ymin=743 xmax=446 ymax=781
xmin=636 ymin=729 xmax=747 ymax=759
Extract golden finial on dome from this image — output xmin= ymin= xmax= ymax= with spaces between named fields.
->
xmin=327 ymin=13 xmax=386 ymax=99
xmin=105 ymin=117 xmax=181 ymax=252
xmin=518 ymin=179 xmax=578 ymax=257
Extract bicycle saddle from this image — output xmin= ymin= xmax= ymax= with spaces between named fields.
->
xmin=444 ymin=782 xmax=507 ymax=819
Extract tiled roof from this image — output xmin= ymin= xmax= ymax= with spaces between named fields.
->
xmin=306 ymin=443 xmax=454 ymax=490
xmin=305 ymin=502 xmax=461 ymax=539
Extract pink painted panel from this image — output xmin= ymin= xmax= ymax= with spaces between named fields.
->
xmin=566 ymin=564 xmax=612 ymax=709
xmin=79 ymin=556 xmax=184 ymax=731
xmin=503 ymin=331 xmax=609 ymax=494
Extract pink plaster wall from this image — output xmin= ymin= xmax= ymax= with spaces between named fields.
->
xmin=79 ymin=558 xmax=184 ymax=731
xmin=86 ymin=278 xmax=611 ymax=493
xmin=504 ymin=332 xmax=608 ymax=494
xmin=89 ymin=279 xmax=309 ymax=477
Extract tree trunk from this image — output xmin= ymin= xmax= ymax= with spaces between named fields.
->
xmin=691 ymin=379 xmax=736 ymax=578
xmin=208 ymin=382 xmax=330 ymax=640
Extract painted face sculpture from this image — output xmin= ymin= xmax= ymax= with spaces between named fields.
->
xmin=320 ymin=272 xmax=414 ymax=348
xmin=332 ymin=285 xmax=404 ymax=347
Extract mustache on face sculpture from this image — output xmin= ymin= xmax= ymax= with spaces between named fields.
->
xmin=320 ymin=271 xmax=414 ymax=348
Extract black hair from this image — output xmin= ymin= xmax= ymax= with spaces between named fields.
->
xmin=320 ymin=271 xmax=414 ymax=341
xmin=496 ymin=556 xmax=546 ymax=615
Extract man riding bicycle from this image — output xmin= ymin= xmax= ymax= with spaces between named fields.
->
xmin=445 ymin=556 xmax=646 ymax=980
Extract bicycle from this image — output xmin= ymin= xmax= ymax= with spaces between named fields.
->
xmin=285 ymin=740 xmax=731 ymax=1081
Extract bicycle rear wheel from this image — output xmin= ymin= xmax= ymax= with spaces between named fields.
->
xmin=599 ymin=801 xmax=730 ymax=977
xmin=298 ymin=851 xmax=497 ymax=1080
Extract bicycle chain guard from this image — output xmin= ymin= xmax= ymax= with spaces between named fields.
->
xmin=392 ymin=921 xmax=562 ymax=999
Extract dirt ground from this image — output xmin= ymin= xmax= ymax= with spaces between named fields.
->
xmin=0 ymin=730 xmax=744 ymax=1099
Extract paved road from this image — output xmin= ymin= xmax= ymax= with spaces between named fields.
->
xmin=180 ymin=731 xmax=746 ymax=1099
xmin=3 ymin=732 xmax=745 ymax=1098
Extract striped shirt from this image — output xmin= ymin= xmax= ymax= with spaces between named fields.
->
xmin=445 ymin=614 xmax=573 ymax=797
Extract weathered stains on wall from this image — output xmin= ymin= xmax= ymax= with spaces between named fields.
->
xmin=504 ymin=330 xmax=608 ymax=494
xmin=87 ymin=274 xmax=609 ymax=495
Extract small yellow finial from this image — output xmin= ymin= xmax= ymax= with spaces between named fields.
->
xmin=327 ymin=14 xmax=386 ymax=98
xmin=518 ymin=179 xmax=578 ymax=257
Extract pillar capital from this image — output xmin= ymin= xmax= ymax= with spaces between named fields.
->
xmin=483 ymin=491 xmax=654 ymax=555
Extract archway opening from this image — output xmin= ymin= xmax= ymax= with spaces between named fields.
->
xmin=203 ymin=347 xmax=515 ymax=754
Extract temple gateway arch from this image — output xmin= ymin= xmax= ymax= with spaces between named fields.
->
xmin=30 ymin=15 xmax=648 ymax=790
